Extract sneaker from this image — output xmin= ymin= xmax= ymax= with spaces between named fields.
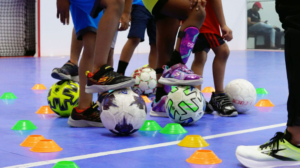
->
xmin=205 ymin=100 xmax=214 ymax=114
xmin=67 ymin=102 xmax=104 ymax=127
xmin=209 ymin=92 xmax=238 ymax=117
xmin=85 ymin=65 xmax=135 ymax=93
xmin=51 ymin=60 xmax=79 ymax=82
xmin=158 ymin=63 xmax=203 ymax=86
xmin=150 ymin=96 xmax=168 ymax=117
xmin=236 ymin=131 xmax=300 ymax=168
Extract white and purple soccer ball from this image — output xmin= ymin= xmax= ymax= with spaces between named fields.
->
xmin=224 ymin=79 xmax=257 ymax=113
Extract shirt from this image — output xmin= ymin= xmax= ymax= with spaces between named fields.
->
xmin=248 ymin=9 xmax=260 ymax=23
xmin=200 ymin=0 xmax=221 ymax=36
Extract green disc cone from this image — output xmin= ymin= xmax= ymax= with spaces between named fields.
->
xmin=160 ymin=123 xmax=187 ymax=134
xmin=256 ymin=88 xmax=268 ymax=94
xmin=12 ymin=120 xmax=37 ymax=130
xmin=53 ymin=161 xmax=80 ymax=168
xmin=0 ymin=92 xmax=17 ymax=99
xmin=139 ymin=120 xmax=162 ymax=131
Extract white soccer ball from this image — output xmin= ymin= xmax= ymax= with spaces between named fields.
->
xmin=224 ymin=79 xmax=256 ymax=113
xmin=165 ymin=86 xmax=205 ymax=125
xmin=131 ymin=67 xmax=157 ymax=95
xmin=100 ymin=88 xmax=147 ymax=135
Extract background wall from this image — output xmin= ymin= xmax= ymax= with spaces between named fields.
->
xmin=39 ymin=0 xmax=247 ymax=57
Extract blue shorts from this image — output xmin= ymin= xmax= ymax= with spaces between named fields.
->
xmin=70 ymin=0 xmax=103 ymax=40
xmin=192 ymin=33 xmax=225 ymax=53
xmin=128 ymin=5 xmax=156 ymax=44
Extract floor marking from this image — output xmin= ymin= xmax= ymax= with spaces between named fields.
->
xmin=4 ymin=123 xmax=286 ymax=168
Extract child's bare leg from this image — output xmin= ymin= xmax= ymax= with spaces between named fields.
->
xmin=192 ymin=51 xmax=207 ymax=90
xmin=107 ymin=48 xmax=114 ymax=67
xmin=211 ymin=43 xmax=230 ymax=94
xmin=77 ymin=32 xmax=96 ymax=109
xmin=148 ymin=44 xmax=157 ymax=69
xmin=70 ymin=27 xmax=83 ymax=65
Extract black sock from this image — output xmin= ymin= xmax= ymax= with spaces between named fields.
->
xmin=155 ymin=87 xmax=167 ymax=102
xmin=117 ymin=60 xmax=128 ymax=75
xmin=166 ymin=50 xmax=183 ymax=67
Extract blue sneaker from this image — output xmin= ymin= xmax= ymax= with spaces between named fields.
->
xmin=150 ymin=96 xmax=168 ymax=117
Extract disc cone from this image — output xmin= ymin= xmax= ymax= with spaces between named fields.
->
xmin=160 ymin=123 xmax=187 ymax=134
xmin=36 ymin=105 xmax=55 ymax=114
xmin=255 ymin=99 xmax=275 ymax=107
xmin=0 ymin=92 xmax=17 ymax=99
xmin=53 ymin=161 xmax=80 ymax=168
xmin=32 ymin=84 xmax=47 ymax=90
xmin=186 ymin=150 xmax=222 ymax=165
xmin=12 ymin=120 xmax=37 ymax=130
xmin=256 ymin=88 xmax=268 ymax=94
xmin=20 ymin=135 xmax=45 ymax=147
xmin=202 ymin=87 xmax=215 ymax=93
xmin=178 ymin=135 xmax=209 ymax=148
xmin=30 ymin=139 xmax=62 ymax=152
xmin=139 ymin=120 xmax=162 ymax=131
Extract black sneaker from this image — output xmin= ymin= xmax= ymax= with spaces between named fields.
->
xmin=205 ymin=100 xmax=214 ymax=114
xmin=85 ymin=65 xmax=135 ymax=93
xmin=51 ymin=60 xmax=79 ymax=82
xmin=209 ymin=92 xmax=238 ymax=117
xmin=67 ymin=102 xmax=104 ymax=127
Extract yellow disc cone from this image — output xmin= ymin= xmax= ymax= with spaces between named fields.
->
xmin=32 ymin=84 xmax=47 ymax=90
xmin=255 ymin=99 xmax=275 ymax=107
xmin=202 ymin=87 xmax=215 ymax=93
xmin=20 ymin=135 xmax=45 ymax=147
xmin=178 ymin=135 xmax=209 ymax=148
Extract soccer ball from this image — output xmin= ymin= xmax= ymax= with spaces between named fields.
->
xmin=224 ymin=79 xmax=256 ymax=113
xmin=47 ymin=80 xmax=79 ymax=117
xmin=100 ymin=88 xmax=147 ymax=135
xmin=165 ymin=86 xmax=205 ymax=125
xmin=131 ymin=67 xmax=157 ymax=95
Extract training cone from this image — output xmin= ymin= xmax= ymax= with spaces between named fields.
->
xmin=0 ymin=92 xmax=17 ymax=99
xmin=178 ymin=135 xmax=209 ymax=148
xmin=32 ymin=84 xmax=47 ymax=90
xmin=202 ymin=87 xmax=215 ymax=93
xmin=256 ymin=88 xmax=268 ymax=94
xmin=12 ymin=120 xmax=37 ymax=130
xmin=186 ymin=150 xmax=222 ymax=165
xmin=30 ymin=139 xmax=62 ymax=153
xmin=160 ymin=123 xmax=187 ymax=134
xmin=53 ymin=161 xmax=80 ymax=168
xmin=36 ymin=105 xmax=55 ymax=114
xmin=255 ymin=99 xmax=275 ymax=107
xmin=143 ymin=64 xmax=149 ymax=67
xmin=20 ymin=135 xmax=45 ymax=147
xmin=139 ymin=120 xmax=162 ymax=131
xmin=141 ymin=95 xmax=152 ymax=103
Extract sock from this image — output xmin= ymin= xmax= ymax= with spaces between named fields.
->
xmin=166 ymin=50 xmax=183 ymax=67
xmin=117 ymin=60 xmax=129 ymax=75
xmin=155 ymin=87 xmax=167 ymax=102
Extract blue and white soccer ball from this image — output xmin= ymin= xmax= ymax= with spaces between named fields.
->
xmin=165 ymin=86 xmax=205 ymax=125
xmin=100 ymin=88 xmax=147 ymax=135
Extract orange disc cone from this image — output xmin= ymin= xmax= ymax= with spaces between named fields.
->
xmin=186 ymin=150 xmax=222 ymax=165
xmin=36 ymin=105 xmax=55 ymax=114
xmin=30 ymin=139 xmax=62 ymax=153
xmin=32 ymin=84 xmax=47 ymax=90
xmin=202 ymin=87 xmax=215 ymax=93
xmin=141 ymin=95 xmax=152 ymax=103
xmin=255 ymin=99 xmax=275 ymax=107
xmin=178 ymin=135 xmax=209 ymax=148
xmin=20 ymin=135 xmax=45 ymax=147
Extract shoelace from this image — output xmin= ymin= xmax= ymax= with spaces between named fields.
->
xmin=260 ymin=132 xmax=285 ymax=150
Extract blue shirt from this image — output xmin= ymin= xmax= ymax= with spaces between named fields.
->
xmin=132 ymin=0 xmax=144 ymax=6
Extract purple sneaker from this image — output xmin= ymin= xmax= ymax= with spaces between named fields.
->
xmin=150 ymin=96 xmax=168 ymax=117
xmin=158 ymin=63 xmax=203 ymax=86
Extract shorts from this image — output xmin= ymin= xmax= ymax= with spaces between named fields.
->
xmin=143 ymin=0 xmax=169 ymax=20
xmin=192 ymin=33 xmax=225 ymax=53
xmin=128 ymin=5 xmax=156 ymax=44
xmin=70 ymin=0 xmax=103 ymax=40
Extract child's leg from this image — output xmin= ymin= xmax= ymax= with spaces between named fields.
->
xmin=107 ymin=48 xmax=114 ymax=67
xmin=148 ymin=44 xmax=157 ymax=69
xmin=70 ymin=27 xmax=83 ymax=65
xmin=191 ymin=50 xmax=207 ymax=90
xmin=147 ymin=14 xmax=157 ymax=70
xmin=211 ymin=43 xmax=230 ymax=94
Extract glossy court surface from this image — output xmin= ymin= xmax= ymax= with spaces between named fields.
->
xmin=0 ymin=50 xmax=289 ymax=168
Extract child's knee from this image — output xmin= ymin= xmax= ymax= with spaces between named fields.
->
xmin=216 ymin=45 xmax=230 ymax=59
xmin=107 ymin=0 xmax=125 ymax=14
xmin=128 ymin=38 xmax=141 ymax=46
xmin=193 ymin=6 xmax=206 ymax=26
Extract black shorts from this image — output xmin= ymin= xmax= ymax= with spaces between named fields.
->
xmin=128 ymin=5 xmax=156 ymax=44
xmin=152 ymin=0 xmax=169 ymax=20
xmin=192 ymin=33 xmax=225 ymax=53
xmin=90 ymin=0 xmax=104 ymax=18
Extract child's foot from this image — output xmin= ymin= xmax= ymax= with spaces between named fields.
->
xmin=205 ymin=100 xmax=214 ymax=114
xmin=150 ymin=96 xmax=168 ymax=117
xmin=158 ymin=63 xmax=203 ymax=86
xmin=51 ymin=60 xmax=79 ymax=82
xmin=68 ymin=102 xmax=104 ymax=127
xmin=209 ymin=92 xmax=238 ymax=117
xmin=85 ymin=65 xmax=135 ymax=93
xmin=236 ymin=131 xmax=300 ymax=168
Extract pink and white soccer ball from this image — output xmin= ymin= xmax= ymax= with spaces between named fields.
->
xmin=131 ymin=67 xmax=157 ymax=95
xmin=224 ymin=79 xmax=256 ymax=113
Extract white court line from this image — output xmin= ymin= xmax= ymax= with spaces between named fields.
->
xmin=5 ymin=123 xmax=286 ymax=168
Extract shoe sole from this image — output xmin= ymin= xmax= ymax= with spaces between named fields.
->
xmin=85 ymin=79 xmax=135 ymax=93
xmin=236 ymin=152 xmax=300 ymax=168
xmin=51 ymin=70 xmax=79 ymax=82
xmin=218 ymin=111 xmax=238 ymax=117
xmin=149 ymin=110 xmax=169 ymax=118
xmin=158 ymin=77 xmax=203 ymax=86
xmin=68 ymin=117 xmax=104 ymax=127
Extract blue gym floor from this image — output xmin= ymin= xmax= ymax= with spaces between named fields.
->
xmin=0 ymin=50 xmax=289 ymax=168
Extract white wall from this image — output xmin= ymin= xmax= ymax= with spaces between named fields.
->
xmin=39 ymin=0 xmax=247 ymax=57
